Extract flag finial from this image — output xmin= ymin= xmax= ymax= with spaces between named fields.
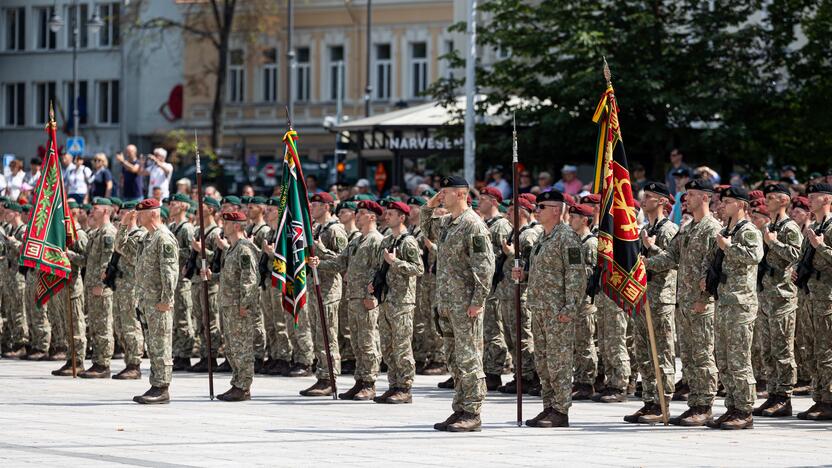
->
xmin=47 ymin=101 xmax=57 ymax=130
xmin=194 ymin=130 xmax=201 ymax=175
xmin=603 ymin=56 xmax=612 ymax=87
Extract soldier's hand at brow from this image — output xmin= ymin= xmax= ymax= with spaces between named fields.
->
xmin=307 ymin=256 xmax=320 ymax=267
xmin=427 ymin=193 xmax=442 ymax=208
xmin=467 ymin=305 xmax=483 ymax=318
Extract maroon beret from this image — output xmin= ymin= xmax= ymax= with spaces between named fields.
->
xmin=357 ymin=200 xmax=383 ymax=216
xmin=581 ymin=193 xmax=602 ymax=205
xmin=222 ymin=211 xmax=247 ymax=222
xmin=519 ymin=193 xmax=537 ymax=205
xmin=136 ymin=198 xmax=161 ymax=211
xmin=511 ymin=197 xmax=534 ymax=212
xmin=752 ymin=205 xmax=770 ymax=217
xmin=480 ymin=186 xmax=503 ymax=204
xmin=749 ymin=190 xmax=765 ymax=200
xmin=387 ymin=201 xmax=410 ymax=215
xmin=633 ymin=200 xmax=641 ymax=210
xmin=310 ymin=192 xmax=334 ymax=204
xmin=792 ymin=196 xmax=810 ymax=211
xmin=569 ymin=204 xmax=593 ymax=217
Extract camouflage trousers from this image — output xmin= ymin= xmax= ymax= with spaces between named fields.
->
xmin=88 ymin=293 xmax=114 ymax=367
xmin=530 ymin=306 xmax=575 ymax=414
xmin=192 ymin=281 xmax=221 ymax=359
xmin=759 ymin=295 xmax=798 ymax=396
xmin=597 ymin=294 xmax=630 ymax=391
xmin=338 ymin=294 xmax=354 ymax=361
xmin=264 ymin=286 xmax=291 ymax=362
xmin=752 ymin=308 xmax=766 ymax=382
xmin=25 ymin=273 xmax=51 ymax=353
xmin=253 ymin=299 xmax=267 ymax=360
xmin=141 ymin=305 xmax=173 ymax=387
xmin=113 ymin=282 xmax=144 ymax=367
xmin=807 ymin=299 xmax=832 ymax=404
xmin=172 ymin=281 xmax=194 ymax=359
xmin=3 ymin=274 xmax=29 ymax=348
xmin=288 ymin=302 xmax=314 ymax=366
xmin=573 ymin=302 xmax=598 ymax=385
xmin=483 ymin=295 xmax=509 ymax=376
xmin=499 ymin=296 xmax=535 ymax=380
xmin=53 ymin=290 xmax=86 ymax=363
xmin=678 ymin=303 xmax=719 ymax=408
xmin=714 ymin=303 xmax=757 ymax=413
xmin=379 ymin=302 xmax=416 ymax=388
xmin=309 ymin=297 xmax=341 ymax=380
xmin=413 ymin=277 xmax=444 ymax=365
xmin=221 ymin=305 xmax=255 ymax=390
xmin=674 ymin=304 xmax=687 ymax=383
xmin=634 ymin=303 xmax=676 ymax=404
xmin=437 ymin=305 xmax=486 ymax=415
xmin=46 ymin=293 xmax=66 ymax=352
xmin=795 ymin=292 xmax=814 ymax=384
xmin=347 ymin=298 xmax=380 ymax=383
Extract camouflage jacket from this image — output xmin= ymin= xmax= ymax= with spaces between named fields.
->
xmin=578 ymin=232 xmax=598 ymax=307
xmin=803 ymin=214 xmax=832 ymax=301
xmin=115 ymin=225 xmax=147 ymax=279
xmin=421 ymin=206 xmax=495 ymax=310
xmin=219 ymin=237 xmax=259 ymax=310
xmin=192 ymin=222 xmax=222 ymax=285
xmin=526 ymin=223 xmax=587 ymax=317
xmin=760 ymin=216 xmax=802 ymax=300
xmin=86 ymin=222 xmax=117 ymax=295
xmin=135 ymin=225 xmax=179 ymax=309
xmin=703 ymin=219 xmax=764 ymax=306
xmin=496 ymin=222 xmax=542 ymax=302
xmin=3 ymin=223 xmax=26 ymax=276
xmin=248 ymin=221 xmax=272 ymax=256
xmin=170 ymin=220 xmax=195 ymax=284
xmin=310 ymin=219 xmax=348 ymax=305
xmin=371 ymin=231 xmax=424 ymax=305
xmin=319 ymin=229 xmax=383 ymax=301
xmin=641 ymin=217 xmax=679 ymax=306
xmin=65 ymin=226 xmax=89 ymax=298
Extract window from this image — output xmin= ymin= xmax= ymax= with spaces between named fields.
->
xmin=97 ymin=80 xmax=119 ymax=124
xmin=5 ymin=7 xmax=25 ymax=51
xmin=374 ymin=44 xmax=391 ymax=100
xmin=98 ymin=3 xmax=120 ymax=47
xmin=295 ymin=47 xmax=311 ymax=102
xmin=327 ymin=46 xmax=345 ymax=101
xmin=5 ymin=83 xmax=25 ymax=126
xmin=67 ymin=4 xmax=89 ymax=49
xmin=261 ymin=48 xmax=278 ymax=102
xmin=65 ymin=80 xmax=89 ymax=125
xmin=442 ymin=40 xmax=455 ymax=79
xmin=35 ymin=7 xmax=57 ymax=50
xmin=228 ymin=49 xmax=245 ymax=103
xmin=410 ymin=42 xmax=428 ymax=98
xmin=35 ymin=82 xmax=57 ymax=125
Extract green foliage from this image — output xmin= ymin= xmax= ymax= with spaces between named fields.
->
xmin=43 ymin=249 xmax=69 ymax=268
xmin=34 ymin=166 xmax=58 ymax=232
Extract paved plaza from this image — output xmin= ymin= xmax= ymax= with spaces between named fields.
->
xmin=0 ymin=360 xmax=829 ymax=467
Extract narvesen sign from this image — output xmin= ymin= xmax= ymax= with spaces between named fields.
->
xmin=381 ymin=135 xmax=464 ymax=151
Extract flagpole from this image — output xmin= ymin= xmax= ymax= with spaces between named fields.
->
xmin=603 ymin=59 xmax=668 ymax=425
xmin=194 ymin=131 xmax=215 ymax=400
xmin=511 ymin=113 xmax=522 ymax=426
xmin=285 ymin=107 xmax=338 ymax=400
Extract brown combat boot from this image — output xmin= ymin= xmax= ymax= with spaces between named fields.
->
xmin=51 ymin=360 xmax=82 ymax=377
xmin=674 ymin=405 xmax=713 ymax=427
xmin=437 ymin=376 xmax=454 ymax=389
xmin=338 ymin=381 xmax=363 ymax=400
xmin=571 ymin=383 xmax=594 ymax=401
xmin=352 ymin=381 xmax=376 ymax=401
xmin=386 ymin=387 xmax=413 ymax=404
xmin=287 ymin=363 xmax=312 ymax=377
xmin=112 ymin=364 xmax=142 ymax=380
xmin=434 ymin=411 xmax=463 ymax=431
xmin=797 ymin=402 xmax=822 ymax=420
xmin=752 ymin=395 xmax=777 ymax=416
xmin=803 ymin=402 xmax=832 ymax=420
xmin=624 ymin=403 xmax=657 ymax=424
xmin=46 ymin=349 xmax=66 ymax=361
xmin=485 ymin=373 xmax=502 ymax=391
xmin=133 ymin=386 xmax=170 ymax=404
xmin=637 ymin=403 xmax=667 ymax=424
xmin=3 ymin=345 xmax=28 ymax=359
xmin=24 ymin=350 xmax=48 ymax=361
xmin=672 ymin=381 xmax=690 ymax=401
xmin=299 ymin=379 xmax=333 ymax=397
xmin=79 ymin=364 xmax=111 ymax=379
xmin=525 ymin=408 xmax=552 ymax=427
xmin=447 ymin=412 xmax=481 ymax=432
xmin=706 ymin=408 xmax=736 ymax=429
xmin=268 ymin=359 xmax=290 ymax=376
xmin=598 ymin=388 xmax=627 ymax=403
xmin=254 ymin=358 xmax=266 ymax=374
xmin=793 ymin=379 xmax=812 ymax=396
xmin=761 ymin=395 xmax=792 ymax=417
xmin=373 ymin=386 xmax=399 ymax=404
xmin=720 ymin=410 xmax=753 ymax=430
xmin=535 ymin=408 xmax=569 ymax=428
xmin=422 ymin=361 xmax=447 ymax=376
xmin=217 ymin=386 xmax=251 ymax=402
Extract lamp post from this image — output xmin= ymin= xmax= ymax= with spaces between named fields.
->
xmin=49 ymin=1 xmax=104 ymax=147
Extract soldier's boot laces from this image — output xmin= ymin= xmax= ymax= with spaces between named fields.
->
xmin=446 ymin=412 xmax=481 ymax=432
xmin=762 ymin=395 xmax=792 ymax=417
xmin=133 ymin=386 xmax=170 ymax=404
xmin=112 ymin=364 xmax=141 ymax=380
xmin=352 ymin=382 xmax=376 ymax=401
xmin=434 ymin=411 xmax=463 ymax=431
xmin=299 ymin=379 xmax=333 ymax=397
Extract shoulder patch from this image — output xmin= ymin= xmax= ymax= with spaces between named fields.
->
xmin=103 ymin=236 xmax=114 ymax=247
xmin=404 ymin=242 xmax=419 ymax=262
xmin=336 ymin=234 xmax=348 ymax=251
xmin=568 ymin=247 xmax=583 ymax=265
xmin=742 ymin=229 xmax=757 ymax=244
xmin=241 ymin=253 xmax=252 ymax=268
xmin=472 ymin=235 xmax=487 ymax=253
xmin=163 ymin=243 xmax=174 ymax=259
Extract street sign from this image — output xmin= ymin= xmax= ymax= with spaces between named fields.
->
xmin=66 ymin=137 xmax=85 ymax=156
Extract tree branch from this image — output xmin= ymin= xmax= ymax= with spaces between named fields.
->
xmin=137 ymin=17 xmax=219 ymax=48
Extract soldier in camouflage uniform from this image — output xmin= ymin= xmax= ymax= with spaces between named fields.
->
xmin=187 ymin=197 xmax=223 ymax=373
xmin=753 ymin=184 xmax=803 ymax=417
xmin=626 ymin=182 xmax=678 ymax=424
xmin=702 ymin=187 xmax=764 ymax=430
xmin=214 ymin=211 xmax=260 ymax=401
xmin=260 ymin=197 xmax=292 ymax=375
xmin=514 ymin=190 xmax=586 ymax=428
xmin=298 ymin=192 xmax=347 ymax=397
xmin=645 ymin=179 xmax=721 ymax=426
xmin=23 ymin=210 xmax=52 ymax=360
xmin=313 ymin=200 xmax=384 ymax=401
xmin=569 ymin=203 xmax=599 ymax=400
xmin=368 ymin=201 xmax=423 ymax=403
xmin=245 ymin=196 xmax=271 ymax=373
xmin=79 ymin=197 xmax=117 ymax=378
xmin=1 ymin=202 xmax=30 ymax=358
xmin=796 ymin=183 xmax=832 ymax=420
xmin=168 ymin=193 xmax=196 ymax=371
xmin=421 ymin=176 xmax=495 ymax=433
xmin=789 ymin=196 xmax=813 ymax=394
xmin=336 ymin=200 xmax=360 ymax=374
xmin=132 ymin=198 xmax=179 ymax=404
xmin=111 ymin=204 xmax=147 ymax=379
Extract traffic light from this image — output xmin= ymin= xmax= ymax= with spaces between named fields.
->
xmin=335 ymin=148 xmax=348 ymax=183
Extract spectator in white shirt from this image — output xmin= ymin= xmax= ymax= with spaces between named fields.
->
xmin=24 ymin=158 xmax=43 ymax=190
xmin=4 ymin=159 xmax=26 ymax=200
xmin=144 ymin=147 xmax=173 ymax=199
xmin=65 ymin=155 xmax=92 ymax=203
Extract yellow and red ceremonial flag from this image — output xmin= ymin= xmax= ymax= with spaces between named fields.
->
xmin=19 ymin=106 xmax=77 ymax=305
xmin=591 ymin=84 xmax=647 ymax=315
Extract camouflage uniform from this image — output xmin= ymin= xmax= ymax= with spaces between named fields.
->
xmin=419 ymin=219 xmax=447 ymax=366
xmin=308 ymin=220 xmax=348 ymax=379
xmin=646 ymin=214 xmax=722 ymax=410
xmin=86 ymin=222 xmax=117 ymax=368
xmin=803 ymin=215 xmax=832 ymax=405
xmin=373 ymin=231 xmax=424 ymax=389
xmin=3 ymin=223 xmax=29 ymax=350
xmin=338 ymin=228 xmax=361 ymax=363
xmin=170 ymin=220 xmax=195 ymax=360
xmin=597 ymin=290 xmax=629 ymax=392
xmin=219 ymin=237 xmax=260 ymax=390
xmin=248 ymin=222 xmax=271 ymax=361
xmin=527 ymin=223 xmax=587 ymax=413
xmin=191 ymin=223 xmax=222 ymax=359
xmin=114 ymin=224 xmax=147 ymax=367
xmin=25 ymin=262 xmax=51 ymax=353
xmin=483 ymin=215 xmax=513 ymax=377
xmin=759 ymin=217 xmax=802 ymax=397
xmin=705 ymin=220 xmax=764 ymax=413
xmin=574 ymin=232 xmax=599 ymax=386
xmin=420 ymin=206 xmax=495 ymax=416
xmin=319 ymin=229 xmax=383 ymax=384
xmin=637 ymin=218 xmax=679 ymax=404
xmin=135 ymin=225 xmax=179 ymax=388
xmin=795 ymin=289 xmax=813 ymax=386
xmin=52 ymin=227 xmax=90 ymax=363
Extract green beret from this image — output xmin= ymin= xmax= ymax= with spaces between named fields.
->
xmin=421 ymin=188 xmax=437 ymax=197
xmin=352 ymin=194 xmax=376 ymax=202
xmin=22 ymin=204 xmax=33 ymax=213
xmin=109 ymin=197 xmax=123 ymax=208
xmin=5 ymin=202 xmax=22 ymax=213
xmin=338 ymin=201 xmax=357 ymax=212
xmin=222 ymin=196 xmax=242 ymax=206
xmin=187 ymin=206 xmax=196 ymax=215
xmin=407 ymin=196 xmax=426 ymax=206
xmin=92 ymin=197 xmax=112 ymax=206
xmin=162 ymin=197 xmax=170 ymax=204
xmin=498 ymin=202 xmax=507 ymax=214
xmin=0 ymin=196 xmax=9 ymax=204
xmin=121 ymin=201 xmax=137 ymax=210
xmin=171 ymin=193 xmax=191 ymax=204
xmin=240 ymin=196 xmax=253 ymax=204
xmin=160 ymin=206 xmax=170 ymax=219
xmin=250 ymin=196 xmax=267 ymax=205
xmin=82 ymin=204 xmax=92 ymax=212
xmin=67 ymin=199 xmax=80 ymax=210
xmin=203 ymin=197 xmax=221 ymax=209
xmin=266 ymin=196 xmax=281 ymax=207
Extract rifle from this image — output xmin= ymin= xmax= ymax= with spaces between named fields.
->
xmin=757 ymin=213 xmax=781 ymax=292
xmin=210 ymin=232 xmax=224 ymax=273
xmin=183 ymin=250 xmax=198 ymax=280
xmin=492 ymin=238 xmax=511 ymax=291
xmin=795 ymin=217 xmax=830 ymax=293
xmin=372 ymin=234 xmax=410 ymax=304
xmin=257 ymin=251 xmax=271 ymax=289
xmin=705 ymin=217 xmax=733 ymax=300
xmin=102 ymin=252 xmax=122 ymax=290
xmin=586 ymin=264 xmax=602 ymax=302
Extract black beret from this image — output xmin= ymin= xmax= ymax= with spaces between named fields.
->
xmin=536 ymin=190 xmax=565 ymax=204
xmin=671 ymin=167 xmax=691 ymax=178
xmin=439 ymin=175 xmax=469 ymax=188
xmin=643 ymin=181 xmax=671 ymax=199
xmin=762 ymin=183 xmax=790 ymax=196
xmin=807 ymin=183 xmax=832 ymax=195
xmin=720 ymin=186 xmax=750 ymax=202
xmin=685 ymin=179 xmax=714 ymax=193
xmin=782 ymin=165 xmax=797 ymax=172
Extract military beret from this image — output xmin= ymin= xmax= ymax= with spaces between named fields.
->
xmin=310 ymin=192 xmax=334 ymax=204
xmin=497 ymin=203 xmax=507 ymax=214
xmin=780 ymin=176 xmax=798 ymax=185
xmin=511 ymin=197 xmax=535 ymax=212
xmin=580 ymin=193 xmax=602 ymax=205
xmin=763 ymin=183 xmax=790 ymax=197
xmin=720 ymin=186 xmax=750 ymax=202
xmin=240 ymin=196 xmax=253 ymax=204
xmin=570 ymin=204 xmax=594 ymax=217
xmin=222 ymin=196 xmax=242 ymax=206
xmin=380 ymin=196 xmax=402 ymax=207
xmin=564 ymin=194 xmax=577 ymax=207
xmin=171 ymin=193 xmax=191 ymax=204
xmin=752 ymin=204 xmax=770 ymax=218
xmin=748 ymin=190 xmax=765 ymax=200
xmin=136 ymin=198 xmax=161 ymax=211
xmin=0 ymin=196 xmax=9 ymax=204
xmin=353 ymin=194 xmax=377 ymax=202
xmin=519 ymin=193 xmax=538 ymax=205
xmin=421 ymin=188 xmax=437 ymax=197
xmin=187 ymin=206 xmax=196 ymax=215
xmin=22 ymin=204 xmax=32 ymax=213
xmin=250 ymin=196 xmax=267 ymax=205
xmin=807 ymin=183 xmax=832 ymax=195
xmin=204 ymin=197 xmax=221 ymax=209
xmin=480 ymin=186 xmax=503 ymax=203
xmin=121 ymin=201 xmax=137 ymax=210
xmin=4 ymin=202 xmax=22 ymax=212
xmin=643 ymin=181 xmax=671 ymax=199
xmin=109 ymin=197 xmax=123 ymax=208
xmin=685 ymin=179 xmax=715 ymax=193
xmin=792 ymin=196 xmax=810 ymax=211
xmin=338 ymin=201 xmax=357 ymax=212
xmin=751 ymin=198 xmax=766 ymax=208
xmin=387 ymin=201 xmax=411 ymax=215
xmin=439 ymin=175 xmax=469 ymax=188
xmin=357 ymin=200 xmax=383 ymax=216
xmin=82 ymin=204 xmax=92 ymax=212
xmin=92 ymin=197 xmax=112 ymax=206
xmin=160 ymin=207 xmax=170 ymax=219
xmin=162 ymin=197 xmax=170 ymax=205
xmin=671 ymin=167 xmax=691 ymax=178
xmin=782 ymin=165 xmax=797 ymax=173
xmin=67 ymin=199 xmax=80 ymax=210
xmin=265 ymin=196 xmax=281 ymax=207
xmin=407 ymin=196 xmax=426 ymax=206
xmin=536 ymin=190 xmax=565 ymax=204
xmin=222 ymin=211 xmax=247 ymax=222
